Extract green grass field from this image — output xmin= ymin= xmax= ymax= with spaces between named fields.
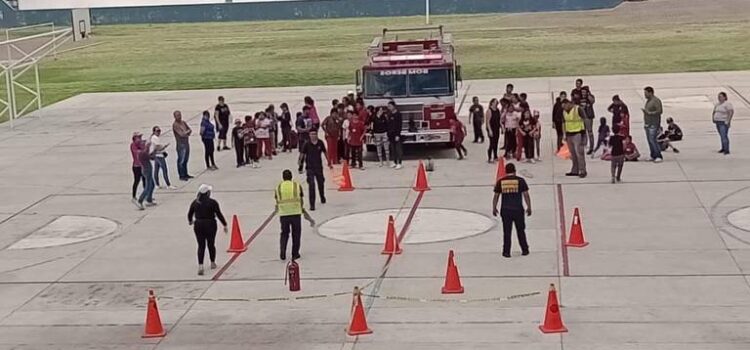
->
xmin=12 ymin=10 xmax=750 ymax=117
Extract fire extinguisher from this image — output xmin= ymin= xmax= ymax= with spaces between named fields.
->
xmin=285 ymin=260 xmax=300 ymax=292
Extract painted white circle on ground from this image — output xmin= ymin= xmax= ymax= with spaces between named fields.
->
xmin=317 ymin=208 xmax=496 ymax=244
xmin=7 ymin=215 xmax=118 ymax=250
xmin=728 ymin=207 xmax=750 ymax=232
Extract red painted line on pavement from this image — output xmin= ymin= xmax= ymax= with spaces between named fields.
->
xmin=556 ymin=184 xmax=570 ymax=277
xmin=397 ymin=191 xmax=425 ymax=243
xmin=212 ymin=211 xmax=277 ymax=281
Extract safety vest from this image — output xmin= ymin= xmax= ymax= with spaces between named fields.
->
xmin=276 ymin=180 xmax=303 ymax=217
xmin=563 ymin=106 xmax=585 ymax=133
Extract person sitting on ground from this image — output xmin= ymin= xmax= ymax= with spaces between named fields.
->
xmin=623 ymin=135 xmax=640 ymax=161
xmin=658 ymin=117 xmax=683 ymax=153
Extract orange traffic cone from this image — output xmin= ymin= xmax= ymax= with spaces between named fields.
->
xmin=346 ymin=287 xmax=373 ymax=336
xmin=495 ymin=158 xmax=506 ymax=182
xmin=227 ymin=215 xmax=248 ymax=253
xmin=142 ymin=290 xmax=166 ymax=338
xmin=441 ymin=250 xmax=464 ymax=294
xmin=539 ymin=284 xmax=568 ymax=334
xmin=339 ymin=161 xmax=355 ymax=192
xmin=381 ymin=215 xmax=403 ymax=255
xmin=566 ymin=208 xmax=589 ymax=248
xmin=413 ymin=161 xmax=431 ymax=192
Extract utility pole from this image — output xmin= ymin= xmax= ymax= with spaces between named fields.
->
xmin=425 ymin=0 xmax=430 ymax=24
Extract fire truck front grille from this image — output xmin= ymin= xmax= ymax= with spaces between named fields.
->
xmin=398 ymin=104 xmax=427 ymax=131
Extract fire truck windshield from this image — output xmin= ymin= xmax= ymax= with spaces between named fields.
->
xmin=364 ymin=68 xmax=454 ymax=98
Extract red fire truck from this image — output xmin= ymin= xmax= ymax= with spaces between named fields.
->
xmin=356 ymin=26 xmax=462 ymax=149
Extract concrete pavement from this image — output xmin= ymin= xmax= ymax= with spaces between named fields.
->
xmin=0 ymin=71 xmax=749 ymax=349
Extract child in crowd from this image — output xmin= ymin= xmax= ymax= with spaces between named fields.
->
xmin=347 ymin=110 xmax=365 ymax=169
xmin=658 ymin=117 xmax=683 ymax=153
xmin=518 ymin=110 xmax=535 ymax=163
xmin=532 ymin=111 xmax=541 ymax=161
xmin=449 ymin=118 xmax=468 ymax=160
xmin=243 ymin=115 xmax=259 ymax=168
xmin=231 ymin=119 xmax=244 ymax=168
xmin=624 ymin=135 xmax=640 ymax=161
xmin=592 ymin=117 xmax=610 ymax=157
xmin=255 ymin=112 xmax=272 ymax=160
xmin=609 ymin=125 xmax=625 ymax=183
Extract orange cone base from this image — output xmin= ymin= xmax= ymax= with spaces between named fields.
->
xmin=227 ymin=245 xmax=247 ymax=253
xmin=413 ymin=186 xmax=431 ymax=192
xmin=142 ymin=331 xmax=166 ymax=339
xmin=539 ymin=325 xmax=568 ymax=334
xmin=441 ymin=286 xmax=464 ymax=294
xmin=347 ymin=327 xmax=373 ymax=336
xmin=565 ymin=241 xmax=589 ymax=248
xmin=338 ymin=187 xmax=355 ymax=192
xmin=381 ymin=247 xmax=403 ymax=255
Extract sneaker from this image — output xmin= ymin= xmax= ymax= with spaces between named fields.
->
xmin=321 ymin=197 xmax=327 ymax=204
xmin=180 ymin=177 xmax=189 ymax=181
xmin=217 ymin=146 xmax=221 ymax=152
xmin=379 ymin=161 xmax=384 ymax=167
xmin=611 ymin=177 xmax=616 ymax=184
xmin=521 ymin=251 xmax=530 ymax=256
xmin=187 ymin=175 xmax=194 ymax=179
xmin=654 ymin=158 xmax=663 ymax=163
xmin=280 ymin=253 xmax=286 ymax=261
xmin=579 ymin=172 xmax=587 ymax=178
xmin=223 ymin=147 xmax=230 ymax=151
xmin=673 ymin=148 xmax=680 ymax=153
xmin=565 ymin=172 xmax=579 ymax=177
xmin=390 ymin=163 xmax=397 ymax=168
xmin=616 ymin=177 xmax=622 ymax=183
xmin=212 ymin=165 xmax=219 ymax=170
xmin=586 ymin=150 xmax=593 ymax=155
xmin=253 ymin=163 xmax=260 ymax=168
xmin=145 ymin=201 xmax=158 ymax=207
xmin=132 ymin=198 xmax=144 ymax=210
xmin=292 ymin=254 xmax=301 ymax=260
xmin=502 ymin=253 xmax=511 ymax=258
xmin=487 ymin=159 xmax=493 ymax=164
xmin=168 ymin=185 xmax=178 ymax=190
xmin=359 ymin=166 xmax=365 ymax=170
xmin=197 ymin=265 xmax=204 ymax=276
xmin=529 ymin=159 xmax=536 ymax=164
xmin=309 ymin=206 xmax=315 ymax=211
xmin=395 ymin=164 xmax=403 ymax=170
xmin=210 ymin=262 xmax=217 ymax=269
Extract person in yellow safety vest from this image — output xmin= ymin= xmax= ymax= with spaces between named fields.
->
xmin=276 ymin=169 xmax=305 ymax=261
xmin=562 ymin=99 xmax=588 ymax=178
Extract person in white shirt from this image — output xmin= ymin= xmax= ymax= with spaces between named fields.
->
xmin=712 ymin=92 xmax=734 ymax=155
xmin=255 ymin=113 xmax=273 ymax=160
xmin=150 ymin=126 xmax=176 ymax=189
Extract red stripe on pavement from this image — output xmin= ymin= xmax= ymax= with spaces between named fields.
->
xmin=556 ymin=184 xmax=570 ymax=277
xmin=212 ymin=211 xmax=277 ymax=281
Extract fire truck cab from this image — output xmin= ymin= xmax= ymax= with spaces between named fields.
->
xmin=356 ymin=26 xmax=462 ymax=149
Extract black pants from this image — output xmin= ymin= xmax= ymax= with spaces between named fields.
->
xmin=500 ymin=209 xmax=529 ymax=255
xmin=234 ymin=142 xmax=244 ymax=166
xmin=281 ymin=127 xmax=291 ymax=151
xmin=487 ymin=128 xmax=500 ymax=160
xmin=350 ymin=145 xmax=363 ymax=168
xmin=524 ymin=135 xmax=535 ymax=160
xmin=337 ymin=138 xmax=347 ymax=162
xmin=245 ymin=143 xmax=258 ymax=163
xmin=280 ymin=215 xmax=302 ymax=258
xmin=456 ymin=143 xmax=467 ymax=158
xmin=193 ymin=220 xmax=217 ymax=265
xmin=131 ymin=166 xmax=144 ymax=198
xmin=504 ymin=128 xmax=517 ymax=158
xmin=473 ymin=118 xmax=484 ymax=143
xmin=554 ymin=123 xmax=564 ymax=150
xmin=389 ymin=139 xmax=403 ymax=165
xmin=202 ymin=138 xmax=216 ymax=168
xmin=306 ymin=169 xmax=326 ymax=208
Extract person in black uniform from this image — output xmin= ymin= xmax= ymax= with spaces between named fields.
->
xmin=469 ymin=96 xmax=485 ymax=143
xmin=214 ymin=96 xmax=231 ymax=151
xmin=485 ymin=98 xmax=502 ymax=163
xmin=298 ymin=130 xmax=331 ymax=211
xmin=187 ymin=184 xmax=228 ymax=275
xmin=492 ymin=163 xmax=532 ymax=258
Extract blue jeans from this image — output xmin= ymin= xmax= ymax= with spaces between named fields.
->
xmin=715 ymin=121 xmax=730 ymax=153
xmin=644 ymin=125 xmax=662 ymax=160
xmin=176 ymin=142 xmax=190 ymax=179
xmin=153 ymin=157 xmax=171 ymax=187
xmin=138 ymin=163 xmax=155 ymax=204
